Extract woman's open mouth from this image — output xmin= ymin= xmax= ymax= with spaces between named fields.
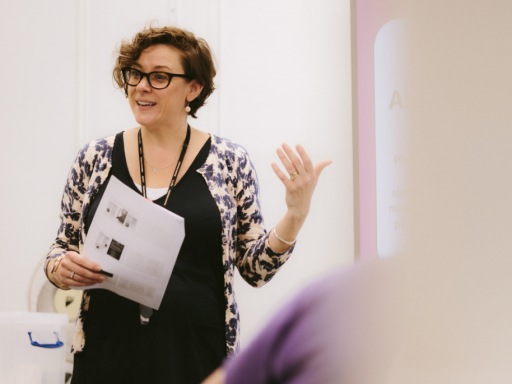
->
xmin=137 ymin=101 xmax=157 ymax=107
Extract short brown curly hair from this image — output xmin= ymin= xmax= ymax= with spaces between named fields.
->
xmin=113 ymin=24 xmax=216 ymax=118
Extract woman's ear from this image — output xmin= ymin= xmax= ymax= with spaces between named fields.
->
xmin=187 ymin=80 xmax=204 ymax=102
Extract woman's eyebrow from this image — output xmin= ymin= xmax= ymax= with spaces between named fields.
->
xmin=153 ymin=65 xmax=172 ymax=71
xmin=132 ymin=63 xmax=172 ymax=71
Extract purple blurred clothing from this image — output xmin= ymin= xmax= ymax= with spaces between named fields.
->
xmin=222 ymin=250 xmax=512 ymax=383
xmin=223 ymin=269 xmax=346 ymax=384
xmin=222 ymin=258 xmax=407 ymax=384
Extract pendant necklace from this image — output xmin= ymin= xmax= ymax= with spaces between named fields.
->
xmin=137 ymin=124 xmax=191 ymax=206
xmin=144 ymin=156 xmax=178 ymax=173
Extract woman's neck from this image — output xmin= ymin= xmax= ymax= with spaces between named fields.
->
xmin=140 ymin=119 xmax=189 ymax=150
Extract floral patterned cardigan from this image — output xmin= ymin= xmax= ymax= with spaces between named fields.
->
xmin=45 ymin=133 xmax=296 ymax=356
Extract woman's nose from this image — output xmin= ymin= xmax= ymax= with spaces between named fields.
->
xmin=136 ymin=75 xmax=152 ymax=92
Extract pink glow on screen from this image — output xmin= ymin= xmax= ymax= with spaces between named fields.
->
xmin=356 ymin=0 xmax=405 ymax=259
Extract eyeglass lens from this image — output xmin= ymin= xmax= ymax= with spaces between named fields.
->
xmin=124 ymin=68 xmax=170 ymax=89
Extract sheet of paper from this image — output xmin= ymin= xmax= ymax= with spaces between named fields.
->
xmin=74 ymin=176 xmax=185 ymax=310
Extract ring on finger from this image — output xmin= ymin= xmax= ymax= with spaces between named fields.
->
xmin=70 ymin=271 xmax=75 ymax=280
xmin=289 ymin=170 xmax=298 ymax=180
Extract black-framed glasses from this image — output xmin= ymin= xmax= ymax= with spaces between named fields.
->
xmin=121 ymin=67 xmax=189 ymax=90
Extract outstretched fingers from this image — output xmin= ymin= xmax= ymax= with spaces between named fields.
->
xmin=271 ymin=162 xmax=292 ymax=188
xmin=281 ymin=143 xmax=305 ymax=175
xmin=273 ymin=142 xmax=332 ymax=189
xmin=276 ymin=147 xmax=296 ymax=176
xmin=295 ymin=144 xmax=314 ymax=173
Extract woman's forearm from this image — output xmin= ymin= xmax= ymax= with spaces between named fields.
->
xmin=268 ymin=210 xmax=306 ymax=253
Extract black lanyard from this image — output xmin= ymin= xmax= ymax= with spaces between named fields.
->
xmin=137 ymin=124 xmax=190 ymax=324
xmin=137 ymin=124 xmax=191 ymax=206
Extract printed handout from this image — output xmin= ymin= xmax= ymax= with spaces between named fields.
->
xmin=74 ymin=176 xmax=185 ymax=310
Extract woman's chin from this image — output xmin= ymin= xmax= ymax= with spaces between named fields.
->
xmin=134 ymin=115 xmax=158 ymax=128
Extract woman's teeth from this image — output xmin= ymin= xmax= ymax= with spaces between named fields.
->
xmin=137 ymin=101 xmax=156 ymax=106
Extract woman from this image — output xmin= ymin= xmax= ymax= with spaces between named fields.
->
xmin=44 ymin=25 xmax=331 ymax=383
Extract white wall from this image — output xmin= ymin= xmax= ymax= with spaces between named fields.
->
xmin=0 ymin=0 xmax=80 ymax=311
xmin=0 ymin=0 xmax=353 ymax=347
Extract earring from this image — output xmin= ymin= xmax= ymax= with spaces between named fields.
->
xmin=185 ymin=102 xmax=191 ymax=113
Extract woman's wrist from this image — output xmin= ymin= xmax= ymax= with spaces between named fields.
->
xmin=284 ymin=209 xmax=307 ymax=227
xmin=46 ymin=257 xmax=69 ymax=290
xmin=273 ymin=227 xmax=297 ymax=246
xmin=267 ymin=211 xmax=305 ymax=252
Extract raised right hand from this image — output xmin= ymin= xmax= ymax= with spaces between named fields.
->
xmin=57 ymin=251 xmax=105 ymax=287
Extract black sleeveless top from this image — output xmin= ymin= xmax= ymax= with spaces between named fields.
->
xmin=71 ymin=132 xmax=226 ymax=384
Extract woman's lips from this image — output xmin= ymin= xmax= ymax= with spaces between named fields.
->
xmin=136 ymin=101 xmax=157 ymax=110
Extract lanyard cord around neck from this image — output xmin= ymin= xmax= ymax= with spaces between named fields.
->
xmin=136 ymin=124 xmax=190 ymax=324
xmin=137 ymin=124 xmax=191 ymax=206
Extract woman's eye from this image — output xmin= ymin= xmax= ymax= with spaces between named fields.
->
xmin=152 ymin=73 xmax=169 ymax=83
